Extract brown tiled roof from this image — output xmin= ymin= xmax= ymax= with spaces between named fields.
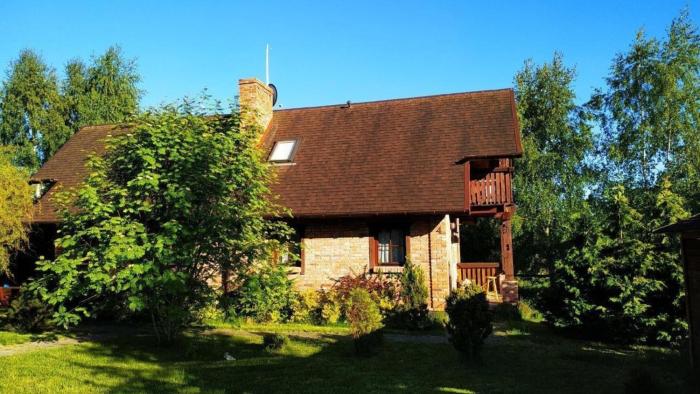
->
xmin=30 ymin=124 xmax=130 ymax=223
xmin=30 ymin=89 xmax=522 ymax=222
xmin=263 ymin=89 xmax=522 ymax=217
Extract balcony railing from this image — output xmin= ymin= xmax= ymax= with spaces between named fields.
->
xmin=465 ymin=158 xmax=514 ymax=208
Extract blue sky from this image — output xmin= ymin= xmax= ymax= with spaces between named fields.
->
xmin=0 ymin=1 xmax=695 ymax=109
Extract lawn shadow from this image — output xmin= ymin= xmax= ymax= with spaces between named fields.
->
xmin=58 ymin=321 xmax=695 ymax=394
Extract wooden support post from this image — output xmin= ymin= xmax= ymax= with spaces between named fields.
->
xmin=500 ymin=218 xmax=518 ymax=304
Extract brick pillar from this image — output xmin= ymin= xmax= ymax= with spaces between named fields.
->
xmin=500 ymin=218 xmax=518 ymax=304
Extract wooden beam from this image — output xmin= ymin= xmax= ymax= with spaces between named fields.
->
xmin=500 ymin=218 xmax=514 ymax=280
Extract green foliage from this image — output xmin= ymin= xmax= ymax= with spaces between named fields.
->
xmin=0 ymin=50 xmax=69 ymax=169
xmin=0 ymin=46 xmax=140 ymax=169
xmin=62 ymin=46 xmax=141 ymax=130
xmin=347 ymin=288 xmax=384 ymax=355
xmin=513 ymin=53 xmax=594 ymax=274
xmin=331 ymin=270 xmax=399 ymax=317
xmin=227 ymin=264 xmax=296 ymax=323
xmin=262 ymin=333 xmax=289 ymax=352
xmin=31 ymin=98 xmax=290 ymax=343
xmin=316 ymin=289 xmax=342 ymax=325
xmin=445 ymin=283 xmax=493 ymax=360
xmin=544 ymin=183 xmax=688 ymax=344
xmin=5 ymin=288 xmax=54 ymax=333
xmin=0 ymin=149 xmax=32 ymax=274
xmin=289 ymin=289 xmax=319 ymax=323
xmin=388 ymin=260 xmax=432 ymax=330
xmin=492 ymin=303 xmax=522 ymax=322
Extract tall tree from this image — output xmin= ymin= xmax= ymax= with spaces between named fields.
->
xmin=0 ymin=50 xmax=70 ymax=170
xmin=32 ymin=99 xmax=290 ymax=342
xmin=0 ymin=147 xmax=33 ymax=275
xmin=512 ymin=53 xmax=594 ymax=273
xmin=592 ymin=10 xmax=700 ymax=195
xmin=62 ymin=46 xmax=141 ymax=130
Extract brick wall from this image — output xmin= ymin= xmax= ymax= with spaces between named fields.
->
xmin=291 ymin=216 xmax=455 ymax=310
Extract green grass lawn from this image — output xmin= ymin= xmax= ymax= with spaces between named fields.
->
xmin=0 ymin=330 xmax=33 ymax=346
xmin=0 ymin=320 xmax=695 ymax=393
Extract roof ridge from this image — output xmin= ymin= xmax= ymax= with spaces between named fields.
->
xmin=273 ymin=88 xmax=514 ymax=112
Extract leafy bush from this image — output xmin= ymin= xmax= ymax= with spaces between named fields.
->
xmin=332 ymin=271 xmax=399 ymax=316
xmin=262 ymin=333 xmax=288 ymax=352
xmin=5 ymin=289 xmax=53 ymax=333
xmin=445 ymin=283 xmax=493 ymax=360
xmin=227 ymin=264 xmax=295 ymax=323
xmin=346 ymin=288 xmax=384 ymax=355
xmin=316 ymin=289 xmax=342 ymax=325
xmin=289 ymin=289 xmax=319 ymax=323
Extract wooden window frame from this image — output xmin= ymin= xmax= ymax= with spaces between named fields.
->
xmin=369 ymin=223 xmax=410 ymax=268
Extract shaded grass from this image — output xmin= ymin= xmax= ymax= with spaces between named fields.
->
xmin=0 ymin=320 xmax=695 ymax=393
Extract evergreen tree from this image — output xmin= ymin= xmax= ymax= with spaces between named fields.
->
xmin=0 ymin=50 xmax=70 ymax=170
xmin=62 ymin=46 xmax=141 ymax=130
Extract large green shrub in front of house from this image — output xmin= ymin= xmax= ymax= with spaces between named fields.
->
xmin=445 ymin=283 xmax=493 ymax=361
xmin=347 ymin=288 xmax=384 ymax=355
xmin=225 ymin=263 xmax=296 ymax=323
xmin=30 ymin=98 xmax=292 ymax=343
xmin=388 ymin=260 xmax=432 ymax=330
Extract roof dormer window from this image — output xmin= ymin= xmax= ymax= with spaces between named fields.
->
xmin=268 ymin=139 xmax=299 ymax=163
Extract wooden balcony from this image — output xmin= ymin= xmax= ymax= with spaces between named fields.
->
xmin=465 ymin=158 xmax=514 ymax=209
xmin=457 ymin=262 xmax=500 ymax=286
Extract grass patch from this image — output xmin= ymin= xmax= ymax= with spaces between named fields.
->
xmin=0 ymin=331 xmax=33 ymax=346
xmin=0 ymin=321 xmax=694 ymax=393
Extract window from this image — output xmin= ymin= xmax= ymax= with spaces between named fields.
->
xmin=268 ymin=139 xmax=298 ymax=163
xmin=370 ymin=225 xmax=409 ymax=266
xmin=278 ymin=225 xmax=305 ymax=273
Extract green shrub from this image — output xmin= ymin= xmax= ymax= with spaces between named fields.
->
xmin=390 ymin=260 xmax=432 ymax=330
xmin=445 ymin=283 xmax=493 ymax=360
xmin=346 ymin=288 xmax=384 ymax=355
xmin=290 ymin=289 xmax=319 ymax=323
xmin=332 ymin=271 xmax=399 ymax=317
xmin=262 ymin=333 xmax=289 ymax=352
xmin=518 ymin=300 xmax=543 ymax=322
xmin=226 ymin=264 xmax=295 ymax=323
xmin=317 ymin=289 xmax=342 ymax=325
xmin=5 ymin=289 xmax=53 ymax=333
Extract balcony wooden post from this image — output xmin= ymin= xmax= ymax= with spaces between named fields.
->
xmin=500 ymin=217 xmax=518 ymax=304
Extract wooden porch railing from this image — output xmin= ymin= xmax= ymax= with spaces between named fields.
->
xmin=457 ymin=262 xmax=500 ymax=288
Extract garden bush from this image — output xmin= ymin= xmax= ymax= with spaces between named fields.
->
xmin=262 ymin=333 xmax=289 ymax=352
xmin=316 ymin=289 xmax=342 ymax=324
xmin=492 ymin=303 xmax=522 ymax=322
xmin=289 ymin=289 xmax=319 ymax=323
xmin=332 ymin=270 xmax=399 ymax=316
xmin=388 ymin=260 xmax=432 ymax=330
xmin=346 ymin=288 xmax=384 ymax=355
xmin=5 ymin=288 xmax=54 ymax=333
xmin=445 ymin=283 xmax=493 ymax=360
xmin=226 ymin=264 xmax=295 ymax=322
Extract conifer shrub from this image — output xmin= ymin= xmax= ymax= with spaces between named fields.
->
xmin=262 ymin=333 xmax=289 ymax=352
xmin=445 ymin=283 xmax=493 ymax=360
xmin=387 ymin=260 xmax=433 ymax=330
xmin=346 ymin=288 xmax=384 ymax=355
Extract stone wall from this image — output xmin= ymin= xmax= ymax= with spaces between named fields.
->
xmin=291 ymin=215 xmax=456 ymax=310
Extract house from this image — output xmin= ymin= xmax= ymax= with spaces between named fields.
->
xmin=656 ymin=214 xmax=700 ymax=369
xmin=27 ymin=78 xmax=523 ymax=309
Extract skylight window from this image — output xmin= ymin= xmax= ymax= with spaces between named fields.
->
xmin=269 ymin=140 xmax=298 ymax=163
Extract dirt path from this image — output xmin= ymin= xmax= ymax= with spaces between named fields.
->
xmin=0 ymin=337 xmax=79 ymax=357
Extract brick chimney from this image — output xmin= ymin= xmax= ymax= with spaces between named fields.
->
xmin=238 ymin=78 xmax=274 ymax=132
